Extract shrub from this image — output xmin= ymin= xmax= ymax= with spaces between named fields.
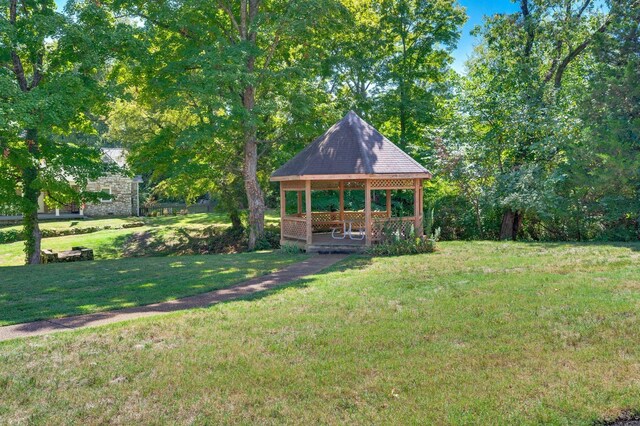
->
xmin=280 ymin=243 xmax=304 ymax=254
xmin=367 ymin=226 xmax=441 ymax=256
xmin=253 ymin=228 xmax=280 ymax=251
xmin=0 ymin=222 xmax=145 ymax=244
xmin=0 ymin=229 xmax=22 ymax=244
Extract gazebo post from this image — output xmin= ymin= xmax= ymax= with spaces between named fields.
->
xmin=414 ymin=178 xmax=423 ymax=237
xmin=386 ymin=189 xmax=391 ymax=218
xmin=339 ymin=181 xmax=345 ymax=221
xmin=280 ymin=186 xmax=286 ymax=242
xmin=365 ymin=179 xmax=372 ymax=246
xmin=305 ymin=180 xmax=312 ymax=245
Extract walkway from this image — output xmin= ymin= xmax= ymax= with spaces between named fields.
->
xmin=0 ymin=254 xmax=347 ymax=342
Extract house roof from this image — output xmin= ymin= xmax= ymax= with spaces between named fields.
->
xmin=271 ymin=111 xmax=431 ymax=180
xmin=101 ymin=148 xmax=128 ymax=169
xmin=100 ymin=148 xmax=143 ymax=183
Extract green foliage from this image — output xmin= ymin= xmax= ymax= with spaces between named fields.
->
xmin=0 ymin=222 xmax=144 ymax=244
xmin=280 ymin=242 xmax=304 ymax=255
xmin=0 ymin=0 xmax=129 ymax=263
xmin=428 ymin=0 xmax=640 ymax=242
xmin=367 ymin=221 xmax=440 ymax=256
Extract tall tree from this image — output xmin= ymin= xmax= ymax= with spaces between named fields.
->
xmin=109 ymin=0 xmax=342 ymax=249
xmin=454 ymin=0 xmax=636 ymax=240
xmin=328 ymin=0 xmax=465 ymax=150
xmin=0 ymin=0 xmax=123 ymax=263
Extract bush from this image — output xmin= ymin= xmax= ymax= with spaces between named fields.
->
xmin=0 ymin=229 xmax=22 ymax=244
xmin=253 ymin=228 xmax=280 ymax=251
xmin=367 ymin=226 xmax=440 ymax=256
xmin=280 ymin=243 xmax=304 ymax=254
xmin=0 ymin=221 xmax=145 ymax=244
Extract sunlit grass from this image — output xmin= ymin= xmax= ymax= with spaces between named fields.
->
xmin=1 ymin=241 xmax=639 ymax=424
xmin=0 ymin=210 xmax=282 ymax=267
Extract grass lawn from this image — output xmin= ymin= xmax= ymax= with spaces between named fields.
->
xmin=0 ymin=211 xmax=281 ymax=267
xmin=0 ymin=251 xmax=306 ymax=326
xmin=1 ymin=241 xmax=640 ymax=424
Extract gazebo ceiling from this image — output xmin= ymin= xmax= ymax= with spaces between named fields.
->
xmin=270 ymin=111 xmax=431 ymax=181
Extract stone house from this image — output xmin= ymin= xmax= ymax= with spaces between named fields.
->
xmin=36 ymin=148 xmax=143 ymax=218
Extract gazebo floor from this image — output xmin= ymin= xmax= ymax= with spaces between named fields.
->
xmin=282 ymin=233 xmax=367 ymax=254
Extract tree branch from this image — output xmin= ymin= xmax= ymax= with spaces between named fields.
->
xmin=553 ymin=13 xmax=613 ymax=87
xmin=9 ymin=0 xmax=29 ymax=92
xmin=217 ymin=0 xmax=241 ymax=38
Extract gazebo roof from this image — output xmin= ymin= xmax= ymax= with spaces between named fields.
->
xmin=271 ymin=111 xmax=431 ymax=180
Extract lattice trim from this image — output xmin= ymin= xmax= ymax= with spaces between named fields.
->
xmin=370 ymin=179 xmax=414 ymax=189
xmin=281 ymin=181 xmax=305 ymax=191
xmin=311 ymin=181 xmax=340 ymax=190
xmin=344 ymin=180 xmax=365 ymax=189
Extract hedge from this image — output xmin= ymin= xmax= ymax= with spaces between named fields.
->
xmin=0 ymin=222 xmax=145 ymax=244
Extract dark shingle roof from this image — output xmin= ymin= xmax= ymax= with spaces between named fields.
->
xmin=271 ymin=111 xmax=431 ymax=179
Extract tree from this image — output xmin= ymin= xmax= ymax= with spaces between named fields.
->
xmin=327 ymin=0 xmax=465 ymax=151
xmin=453 ymin=0 xmax=637 ymax=241
xmin=108 ymin=0 xmax=343 ymax=249
xmin=0 ymin=0 xmax=124 ymax=263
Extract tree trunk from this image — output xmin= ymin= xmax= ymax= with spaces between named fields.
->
xmin=242 ymin=81 xmax=265 ymax=250
xmin=500 ymin=209 xmax=522 ymax=241
xmin=22 ymin=129 xmax=42 ymax=264
xmin=244 ymin=135 xmax=265 ymax=249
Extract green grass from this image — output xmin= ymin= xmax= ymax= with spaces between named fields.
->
xmin=0 ymin=216 xmax=141 ymax=232
xmin=0 ymin=251 xmax=306 ymax=326
xmin=1 ymin=241 xmax=640 ymax=424
xmin=0 ymin=211 xmax=281 ymax=267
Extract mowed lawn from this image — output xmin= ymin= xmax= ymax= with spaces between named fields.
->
xmin=2 ymin=242 xmax=640 ymax=424
xmin=0 ymin=251 xmax=306 ymax=326
xmin=0 ymin=211 xmax=281 ymax=266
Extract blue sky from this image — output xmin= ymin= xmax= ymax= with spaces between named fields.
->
xmin=55 ymin=0 xmax=519 ymax=74
xmin=453 ymin=0 xmax=520 ymax=72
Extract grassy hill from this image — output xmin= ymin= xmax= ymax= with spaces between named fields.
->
xmin=0 ymin=212 xmax=280 ymax=267
xmin=2 ymin=241 xmax=640 ymax=424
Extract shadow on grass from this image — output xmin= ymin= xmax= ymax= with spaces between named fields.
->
xmin=95 ymin=226 xmax=249 ymax=259
xmin=2 ymin=254 xmax=353 ymax=337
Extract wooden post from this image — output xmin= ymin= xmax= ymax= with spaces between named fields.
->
xmin=386 ymin=189 xmax=391 ymax=218
xmin=297 ymin=191 xmax=302 ymax=215
xmin=339 ymin=181 xmax=345 ymax=221
xmin=414 ymin=179 xmax=422 ymax=236
xmin=305 ymin=180 xmax=312 ymax=245
xmin=280 ymin=185 xmax=286 ymax=242
xmin=365 ymin=179 xmax=372 ymax=246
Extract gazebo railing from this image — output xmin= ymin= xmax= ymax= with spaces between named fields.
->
xmin=289 ymin=211 xmax=388 ymax=232
xmin=282 ymin=211 xmax=419 ymax=242
xmin=281 ymin=216 xmax=308 ymax=241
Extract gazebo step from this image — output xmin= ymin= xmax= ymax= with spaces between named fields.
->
xmin=306 ymin=244 xmax=365 ymax=254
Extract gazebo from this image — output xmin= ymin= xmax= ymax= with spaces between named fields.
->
xmin=270 ymin=111 xmax=432 ymax=252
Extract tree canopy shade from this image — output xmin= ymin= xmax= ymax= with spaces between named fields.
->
xmin=0 ymin=0 xmax=127 ymax=264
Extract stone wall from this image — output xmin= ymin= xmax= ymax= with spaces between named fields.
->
xmin=84 ymin=174 xmax=133 ymax=217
